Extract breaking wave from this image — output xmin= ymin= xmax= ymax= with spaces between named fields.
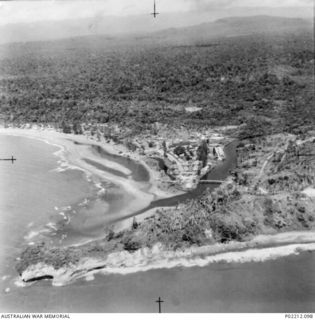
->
xmin=99 ymin=242 xmax=315 ymax=276
xmin=19 ymin=241 xmax=315 ymax=287
xmin=51 ymin=242 xmax=315 ymax=286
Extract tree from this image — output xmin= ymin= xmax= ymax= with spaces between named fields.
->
xmin=60 ymin=120 xmax=72 ymax=134
xmin=73 ymin=122 xmax=83 ymax=135
xmin=162 ymin=140 xmax=167 ymax=157
xmin=238 ymin=117 xmax=270 ymax=140
xmin=197 ymin=140 xmax=208 ymax=167
xmin=132 ymin=217 xmax=139 ymax=230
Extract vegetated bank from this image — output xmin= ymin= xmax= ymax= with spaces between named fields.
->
xmin=15 ymin=130 xmax=315 ymax=284
xmin=0 ymin=16 xmax=314 ymax=282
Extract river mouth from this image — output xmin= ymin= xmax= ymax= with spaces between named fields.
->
xmin=115 ymin=140 xmax=239 ymax=221
xmin=65 ymin=139 xmax=238 ymax=226
xmin=1 ymin=135 xmax=315 ymax=313
xmin=0 ymin=133 xmax=238 ymax=289
xmin=43 ymin=139 xmax=239 ymax=241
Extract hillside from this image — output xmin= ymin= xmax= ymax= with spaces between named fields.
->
xmin=0 ymin=16 xmax=314 ymax=137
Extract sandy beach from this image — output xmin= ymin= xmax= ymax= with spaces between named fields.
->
xmin=2 ymin=127 xmax=315 ymax=287
xmin=17 ymin=230 xmax=315 ymax=286
xmin=0 ymin=127 xmax=180 ymax=227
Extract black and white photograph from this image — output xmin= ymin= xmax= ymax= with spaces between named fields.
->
xmin=0 ymin=0 xmax=314 ymax=315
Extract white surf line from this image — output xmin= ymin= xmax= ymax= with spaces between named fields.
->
xmin=0 ymin=128 xmax=157 ymax=238
xmin=0 ymin=128 xmax=131 ymax=176
xmin=0 ymin=128 xmax=178 ymax=204
xmin=97 ymin=242 xmax=315 ymax=278
xmin=18 ymin=241 xmax=315 ymax=287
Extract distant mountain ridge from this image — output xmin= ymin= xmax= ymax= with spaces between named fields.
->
xmin=215 ymin=15 xmax=312 ymax=33
xmin=151 ymin=16 xmax=313 ymax=43
xmin=0 ymin=14 xmax=312 ymax=46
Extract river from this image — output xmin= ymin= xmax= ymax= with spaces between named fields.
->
xmin=0 ymin=135 xmax=314 ymax=313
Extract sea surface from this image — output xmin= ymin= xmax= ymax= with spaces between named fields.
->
xmin=0 ymin=134 xmax=315 ymax=313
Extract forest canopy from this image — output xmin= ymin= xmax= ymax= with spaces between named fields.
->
xmin=0 ymin=26 xmax=314 ymax=136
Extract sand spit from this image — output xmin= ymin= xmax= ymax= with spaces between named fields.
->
xmin=0 ymin=127 xmax=181 ymax=199
xmin=18 ymin=231 xmax=315 ymax=286
xmin=0 ymin=127 xmax=170 ymax=221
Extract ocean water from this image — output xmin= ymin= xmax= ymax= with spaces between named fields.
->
xmin=1 ymin=251 xmax=315 ymax=313
xmin=0 ymin=134 xmax=315 ymax=313
xmin=0 ymin=136 xmax=87 ymax=271
xmin=0 ymin=135 xmax=135 ymax=277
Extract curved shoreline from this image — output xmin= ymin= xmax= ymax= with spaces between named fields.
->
xmin=0 ymin=126 xmax=233 ymax=230
xmin=0 ymin=127 xmax=190 ymax=250
xmin=2 ymin=127 xmax=315 ymax=287
xmin=0 ymin=127 xmax=172 ymax=225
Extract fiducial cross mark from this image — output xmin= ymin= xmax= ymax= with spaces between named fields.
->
xmin=0 ymin=156 xmax=17 ymax=164
xmin=156 ymin=297 xmax=164 ymax=313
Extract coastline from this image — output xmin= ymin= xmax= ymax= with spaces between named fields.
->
xmin=0 ymin=127 xmax=182 ymax=223
xmin=17 ymin=230 xmax=315 ymax=286
xmin=0 ymin=26 xmax=314 ymax=313
xmin=2 ymin=127 xmax=315 ymax=287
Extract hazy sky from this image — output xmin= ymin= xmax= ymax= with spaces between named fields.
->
xmin=0 ymin=0 xmax=313 ymax=26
